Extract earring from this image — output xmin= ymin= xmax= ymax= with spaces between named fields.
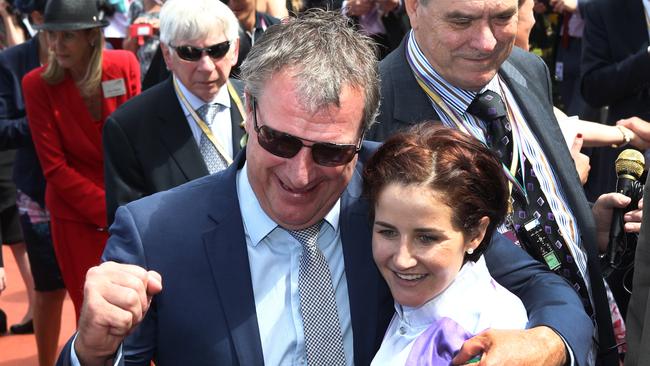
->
xmin=466 ymin=248 xmax=474 ymax=255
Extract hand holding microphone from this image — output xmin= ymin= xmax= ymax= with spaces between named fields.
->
xmin=602 ymin=149 xmax=645 ymax=274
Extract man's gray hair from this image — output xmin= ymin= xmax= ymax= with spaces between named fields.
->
xmin=159 ymin=0 xmax=239 ymax=46
xmin=240 ymin=10 xmax=380 ymax=132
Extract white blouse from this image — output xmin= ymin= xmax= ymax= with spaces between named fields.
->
xmin=371 ymin=256 xmax=528 ymax=365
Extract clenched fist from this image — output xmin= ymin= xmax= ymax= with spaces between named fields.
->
xmin=74 ymin=262 xmax=162 ymax=366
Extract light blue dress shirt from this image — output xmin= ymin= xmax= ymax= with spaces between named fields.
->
xmin=237 ymin=162 xmax=354 ymax=365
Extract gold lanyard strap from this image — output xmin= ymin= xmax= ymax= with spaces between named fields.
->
xmin=415 ymin=77 xmax=471 ymax=135
xmin=227 ymin=81 xmax=246 ymax=130
xmin=415 ymin=76 xmax=523 ymax=200
xmin=173 ymin=77 xmax=234 ymax=166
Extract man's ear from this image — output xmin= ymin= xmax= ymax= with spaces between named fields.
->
xmin=160 ymin=43 xmax=173 ymax=71
xmin=404 ymin=0 xmax=420 ymax=30
xmin=231 ymin=38 xmax=240 ymax=66
xmin=243 ymin=91 xmax=253 ymax=134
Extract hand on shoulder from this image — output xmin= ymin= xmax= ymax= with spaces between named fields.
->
xmin=452 ymin=327 xmax=567 ymax=366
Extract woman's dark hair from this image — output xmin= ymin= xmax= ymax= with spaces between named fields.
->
xmin=363 ymin=123 xmax=509 ymax=262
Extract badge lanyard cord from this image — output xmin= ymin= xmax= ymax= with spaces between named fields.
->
xmin=173 ymin=77 xmax=247 ymax=165
xmin=413 ymin=75 xmax=528 ymax=205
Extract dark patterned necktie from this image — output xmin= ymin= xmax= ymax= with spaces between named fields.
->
xmin=286 ymin=222 xmax=346 ymax=366
xmin=196 ymin=104 xmax=228 ymax=174
xmin=468 ymin=90 xmax=594 ymax=316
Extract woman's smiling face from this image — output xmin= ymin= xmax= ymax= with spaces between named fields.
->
xmin=372 ymin=183 xmax=484 ymax=307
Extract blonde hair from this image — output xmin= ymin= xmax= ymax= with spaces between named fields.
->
xmin=42 ymin=28 xmax=104 ymax=97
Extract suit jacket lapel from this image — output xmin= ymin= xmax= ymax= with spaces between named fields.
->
xmin=202 ymin=153 xmax=264 ymax=365
xmin=389 ymin=41 xmax=440 ymax=125
xmin=156 ymin=78 xmax=209 ymax=180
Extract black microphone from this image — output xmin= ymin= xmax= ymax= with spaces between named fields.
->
xmin=608 ymin=149 xmax=645 ymax=268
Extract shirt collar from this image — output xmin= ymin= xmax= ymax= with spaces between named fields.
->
xmin=394 ymin=258 xmax=489 ymax=329
xmin=236 ymin=162 xmax=341 ymax=247
xmin=174 ymin=75 xmax=231 ymax=114
xmin=406 ymin=31 xmax=501 ymax=116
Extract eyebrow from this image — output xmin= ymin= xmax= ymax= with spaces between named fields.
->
xmin=444 ymin=11 xmax=480 ymax=21
xmin=374 ymin=221 xmax=396 ymax=230
xmin=374 ymin=221 xmax=443 ymax=234
xmin=444 ymin=6 xmax=518 ymax=21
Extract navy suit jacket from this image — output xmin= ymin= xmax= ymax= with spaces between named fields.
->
xmin=59 ymin=138 xmax=596 ymax=365
xmin=369 ymin=41 xmax=612 ymax=365
xmin=0 ymin=36 xmax=46 ymax=207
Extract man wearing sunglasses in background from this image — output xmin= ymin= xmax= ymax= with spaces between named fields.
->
xmin=102 ymin=0 xmax=247 ymax=226
xmin=60 ymin=10 xmax=591 ymax=366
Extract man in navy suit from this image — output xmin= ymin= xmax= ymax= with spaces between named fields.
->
xmin=63 ymin=9 xmax=596 ymax=366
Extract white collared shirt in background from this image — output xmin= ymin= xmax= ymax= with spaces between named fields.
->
xmin=174 ymin=76 xmax=234 ymax=159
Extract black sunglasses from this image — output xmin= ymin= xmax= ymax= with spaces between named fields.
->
xmin=252 ymin=98 xmax=363 ymax=167
xmin=170 ymin=40 xmax=231 ymax=62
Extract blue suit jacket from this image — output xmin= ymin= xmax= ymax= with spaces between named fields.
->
xmin=0 ymin=36 xmax=46 ymax=206
xmin=58 ymin=142 xmax=593 ymax=365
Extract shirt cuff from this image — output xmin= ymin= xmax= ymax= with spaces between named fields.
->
xmin=70 ymin=332 xmax=123 ymax=366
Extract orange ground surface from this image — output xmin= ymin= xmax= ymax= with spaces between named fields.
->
xmin=0 ymin=245 xmax=76 ymax=365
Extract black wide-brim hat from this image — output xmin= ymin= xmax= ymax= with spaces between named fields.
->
xmin=34 ymin=0 xmax=109 ymax=31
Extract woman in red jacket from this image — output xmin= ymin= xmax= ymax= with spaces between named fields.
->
xmin=22 ymin=0 xmax=140 ymax=320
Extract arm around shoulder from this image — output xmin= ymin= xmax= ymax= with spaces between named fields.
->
xmin=483 ymin=232 xmax=593 ymax=365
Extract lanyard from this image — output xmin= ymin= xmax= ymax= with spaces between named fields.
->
xmin=413 ymin=74 xmax=528 ymax=204
xmin=173 ymin=78 xmax=246 ymax=165
xmin=497 ymin=77 xmax=529 ymax=205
